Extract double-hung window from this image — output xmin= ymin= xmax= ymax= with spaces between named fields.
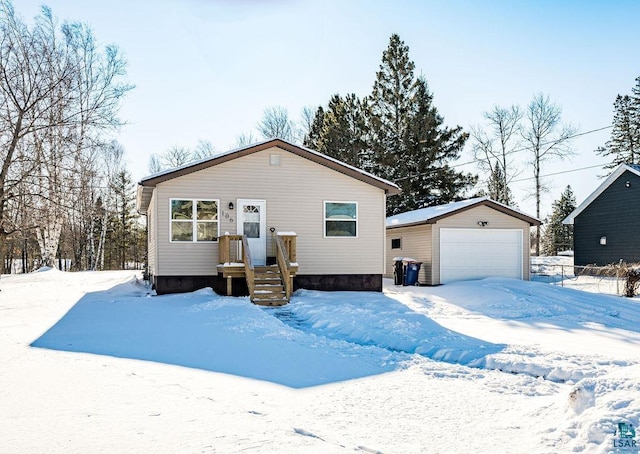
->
xmin=324 ymin=201 xmax=357 ymax=237
xmin=170 ymin=199 xmax=219 ymax=242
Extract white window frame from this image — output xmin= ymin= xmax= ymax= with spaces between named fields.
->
xmin=169 ymin=198 xmax=220 ymax=243
xmin=324 ymin=201 xmax=358 ymax=238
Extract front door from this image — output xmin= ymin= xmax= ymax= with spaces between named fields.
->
xmin=237 ymin=199 xmax=267 ymax=266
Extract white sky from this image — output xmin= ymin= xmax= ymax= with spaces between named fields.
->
xmin=16 ymin=0 xmax=640 ymax=218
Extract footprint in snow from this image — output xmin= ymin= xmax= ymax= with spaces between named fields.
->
xmin=293 ymin=428 xmax=324 ymax=441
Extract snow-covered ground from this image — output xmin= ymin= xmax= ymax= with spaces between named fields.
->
xmin=531 ymin=255 xmax=629 ymax=297
xmin=1 ymin=267 xmax=639 ymax=453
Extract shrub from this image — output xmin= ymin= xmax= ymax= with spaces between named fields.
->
xmin=622 ymin=265 xmax=640 ymax=298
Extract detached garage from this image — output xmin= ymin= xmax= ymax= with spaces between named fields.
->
xmin=385 ymin=197 xmax=541 ymax=285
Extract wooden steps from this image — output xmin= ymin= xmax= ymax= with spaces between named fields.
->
xmin=252 ymin=265 xmax=289 ymax=306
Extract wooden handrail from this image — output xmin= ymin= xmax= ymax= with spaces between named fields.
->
xmin=276 ymin=234 xmax=297 ymax=300
xmin=219 ymin=232 xmax=295 ymax=303
xmin=218 ymin=234 xmax=243 ymax=264
xmin=241 ymin=236 xmax=255 ymax=301
xmin=279 ymin=234 xmax=296 ymax=263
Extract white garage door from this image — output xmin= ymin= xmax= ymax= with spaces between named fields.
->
xmin=440 ymin=228 xmax=523 ymax=284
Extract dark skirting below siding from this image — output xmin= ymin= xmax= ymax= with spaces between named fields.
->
xmin=153 ymin=275 xmax=217 ymax=295
xmin=152 ymin=275 xmax=249 ymax=296
xmin=152 ymin=274 xmax=381 ymax=295
xmin=293 ymin=274 xmax=382 ymax=292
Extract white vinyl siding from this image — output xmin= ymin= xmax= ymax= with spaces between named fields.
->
xmin=385 ymin=224 xmax=433 ymax=284
xmin=154 ymin=147 xmax=386 ymax=276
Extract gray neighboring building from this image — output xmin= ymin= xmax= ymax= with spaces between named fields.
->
xmin=564 ymin=163 xmax=640 ymax=266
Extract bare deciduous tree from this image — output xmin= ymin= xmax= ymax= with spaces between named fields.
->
xmin=234 ymin=131 xmax=258 ymax=148
xmin=0 ymin=1 xmax=132 ymax=270
xmin=148 ymin=140 xmax=216 ymax=174
xmin=522 ymin=93 xmax=576 ymax=256
xmin=257 ymin=105 xmax=295 ymax=141
xmin=297 ymin=105 xmax=317 ymax=144
xmin=471 ymin=105 xmax=523 ymax=205
xmin=147 ymin=145 xmax=192 ymax=173
xmin=191 ymin=139 xmax=215 ymax=160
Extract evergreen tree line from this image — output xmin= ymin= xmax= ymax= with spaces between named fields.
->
xmin=0 ymin=1 xmax=142 ymax=273
xmin=540 ymin=185 xmax=575 ymax=256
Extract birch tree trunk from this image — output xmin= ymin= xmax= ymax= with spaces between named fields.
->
xmin=35 ymin=217 xmax=62 ymax=268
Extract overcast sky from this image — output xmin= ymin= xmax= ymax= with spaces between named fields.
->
xmin=16 ymin=0 xmax=640 ymax=217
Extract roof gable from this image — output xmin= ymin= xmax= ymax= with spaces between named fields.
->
xmin=563 ymin=163 xmax=640 ymax=225
xmin=386 ymin=196 xmax=541 ymax=228
xmin=137 ymin=138 xmax=400 ymax=213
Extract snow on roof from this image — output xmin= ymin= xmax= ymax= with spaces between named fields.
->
xmin=387 ymin=197 xmax=486 ymax=228
xmin=386 ymin=196 xmax=540 ymax=228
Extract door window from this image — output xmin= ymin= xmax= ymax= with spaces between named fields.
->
xmin=243 ymin=205 xmax=260 ymax=238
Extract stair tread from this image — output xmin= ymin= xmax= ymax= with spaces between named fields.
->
xmin=253 ymin=300 xmax=288 ymax=307
xmin=251 ymin=265 xmax=289 ymax=305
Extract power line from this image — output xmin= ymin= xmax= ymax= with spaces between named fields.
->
xmin=510 ymin=162 xmax=608 ymax=183
xmin=463 ymin=124 xmax=612 ymax=168
xmin=395 ymin=124 xmax=612 ymax=182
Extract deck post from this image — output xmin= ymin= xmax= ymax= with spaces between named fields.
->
xmin=219 ymin=235 xmax=230 ymax=264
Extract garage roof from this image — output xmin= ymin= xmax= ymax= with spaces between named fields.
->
xmin=386 ymin=196 xmax=541 ymax=229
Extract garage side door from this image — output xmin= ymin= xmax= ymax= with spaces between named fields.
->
xmin=440 ymin=228 xmax=522 ymax=284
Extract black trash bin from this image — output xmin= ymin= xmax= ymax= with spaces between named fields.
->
xmin=393 ymin=257 xmax=404 ymax=285
xmin=403 ymin=260 xmax=422 ymax=286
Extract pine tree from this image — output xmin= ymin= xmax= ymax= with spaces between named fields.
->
xmin=487 ymin=166 xmax=514 ymax=205
xmin=541 ymin=185 xmax=576 ymax=256
xmin=368 ymin=34 xmax=476 ymax=214
xmin=597 ymin=76 xmax=640 ymax=170
xmin=109 ymin=169 xmax=135 ymax=269
xmin=303 ymin=94 xmax=369 ymax=169
xmin=303 ymin=106 xmax=325 ymax=149
xmin=367 ymin=34 xmax=416 ymax=181
xmin=392 ymin=77 xmax=475 ymax=213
